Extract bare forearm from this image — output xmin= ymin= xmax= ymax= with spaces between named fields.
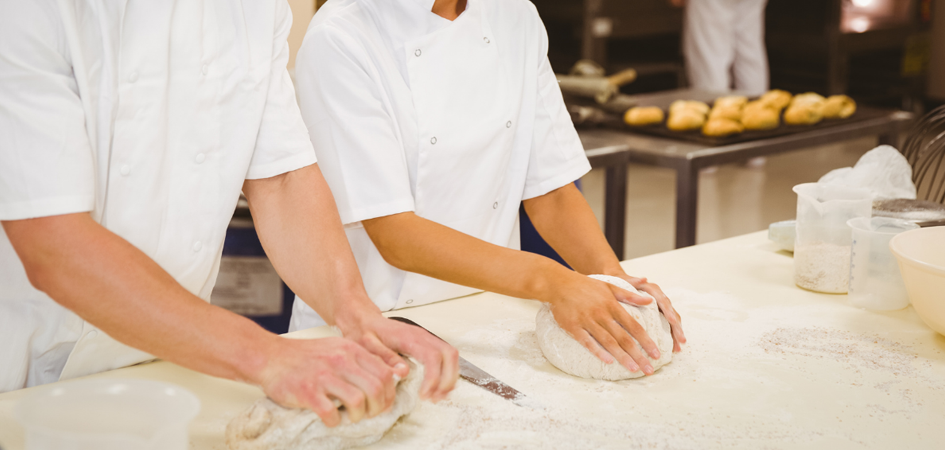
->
xmin=2 ymin=214 xmax=276 ymax=385
xmin=242 ymin=164 xmax=380 ymax=329
xmin=363 ymin=212 xmax=573 ymax=302
xmin=523 ymin=183 xmax=624 ymax=276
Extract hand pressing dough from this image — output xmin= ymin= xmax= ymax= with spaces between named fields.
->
xmin=624 ymin=106 xmax=664 ymax=126
xmin=702 ymin=118 xmax=744 ymax=137
xmin=535 ymin=275 xmax=674 ymax=381
xmin=822 ymin=95 xmax=856 ymax=119
xmin=226 ymin=359 xmax=424 ymax=450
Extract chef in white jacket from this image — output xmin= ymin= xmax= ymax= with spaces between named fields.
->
xmin=294 ymin=0 xmax=686 ymax=375
xmin=673 ymin=0 xmax=769 ymax=95
xmin=0 ymin=0 xmax=457 ymax=426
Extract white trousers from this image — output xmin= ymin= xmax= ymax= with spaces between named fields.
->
xmin=683 ymin=0 xmax=769 ymax=95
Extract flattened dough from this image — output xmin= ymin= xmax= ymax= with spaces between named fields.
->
xmin=536 ymin=275 xmax=673 ymax=380
xmin=226 ymin=359 xmax=424 ymax=450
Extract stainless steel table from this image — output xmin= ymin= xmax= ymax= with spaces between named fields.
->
xmin=580 ymin=89 xmax=915 ymax=257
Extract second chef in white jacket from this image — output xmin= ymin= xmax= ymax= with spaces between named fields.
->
xmin=294 ymin=0 xmax=686 ymax=374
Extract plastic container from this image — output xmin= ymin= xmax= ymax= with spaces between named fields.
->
xmin=890 ymin=226 xmax=945 ymax=335
xmin=847 ymin=217 xmax=918 ymax=310
xmin=792 ymin=183 xmax=873 ymax=293
xmin=14 ymin=379 xmax=200 ymax=450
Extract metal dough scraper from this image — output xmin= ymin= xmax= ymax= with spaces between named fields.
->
xmin=389 ymin=316 xmax=533 ymax=407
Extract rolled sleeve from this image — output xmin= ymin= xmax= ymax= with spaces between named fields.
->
xmin=247 ymin=1 xmax=318 ymax=180
xmin=0 ymin=2 xmax=95 ymax=220
xmin=522 ymin=27 xmax=591 ymax=200
xmin=295 ymin=23 xmax=415 ymax=225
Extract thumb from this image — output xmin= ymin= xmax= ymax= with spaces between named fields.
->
xmin=361 ymin=334 xmax=409 ymax=378
xmin=608 ymin=284 xmax=653 ymax=305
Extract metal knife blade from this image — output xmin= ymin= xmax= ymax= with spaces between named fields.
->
xmin=389 ymin=316 xmax=531 ymax=407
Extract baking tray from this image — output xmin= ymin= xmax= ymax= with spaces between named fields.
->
xmin=599 ymin=103 xmax=891 ymax=147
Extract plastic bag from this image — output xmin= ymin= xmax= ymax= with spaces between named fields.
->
xmin=817 ymin=145 xmax=916 ymax=200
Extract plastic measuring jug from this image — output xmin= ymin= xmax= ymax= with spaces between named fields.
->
xmin=792 ymin=183 xmax=873 ymax=293
xmin=847 ymin=217 xmax=919 ymax=310
xmin=14 ymin=379 xmax=199 ymax=450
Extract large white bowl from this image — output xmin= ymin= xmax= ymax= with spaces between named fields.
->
xmin=890 ymin=227 xmax=945 ymax=335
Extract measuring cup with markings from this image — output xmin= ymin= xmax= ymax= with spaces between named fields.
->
xmin=847 ymin=217 xmax=919 ymax=310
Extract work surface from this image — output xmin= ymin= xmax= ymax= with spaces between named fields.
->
xmin=1 ymin=232 xmax=943 ymax=449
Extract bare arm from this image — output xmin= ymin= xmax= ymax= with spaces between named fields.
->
xmin=523 ymin=183 xmax=686 ymax=351
xmin=362 ymin=184 xmax=666 ymax=375
xmin=242 ymin=164 xmax=458 ymax=402
xmin=2 ymin=213 xmax=395 ymax=426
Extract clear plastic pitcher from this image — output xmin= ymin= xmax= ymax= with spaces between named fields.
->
xmin=14 ymin=379 xmax=199 ymax=450
xmin=792 ymin=183 xmax=873 ymax=293
xmin=848 ymin=217 xmax=919 ymax=310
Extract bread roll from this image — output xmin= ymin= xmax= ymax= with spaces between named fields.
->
xmin=669 ymin=100 xmax=710 ymax=115
xmin=789 ymin=92 xmax=826 ymax=108
xmin=708 ymin=104 xmax=743 ymax=122
xmin=741 ymin=101 xmax=780 ymax=130
xmin=623 ymin=106 xmax=665 ymax=126
xmin=759 ymin=90 xmax=792 ymax=110
xmin=783 ymin=92 xmax=825 ymax=125
xmin=702 ymin=118 xmax=744 ymax=137
xmin=667 ymin=109 xmax=707 ymax=131
xmin=822 ymin=95 xmax=856 ymax=119
xmin=713 ymin=95 xmax=749 ymax=109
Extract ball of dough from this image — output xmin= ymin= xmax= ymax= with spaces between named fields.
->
xmin=535 ymin=275 xmax=674 ymax=381
xmin=759 ymin=89 xmax=792 ymax=110
xmin=741 ymin=101 xmax=780 ymax=130
xmin=708 ymin=104 xmax=743 ymax=122
xmin=713 ymin=95 xmax=748 ymax=109
xmin=623 ymin=106 xmax=665 ymax=126
xmin=702 ymin=118 xmax=744 ymax=137
xmin=669 ymin=100 xmax=710 ymax=116
xmin=822 ymin=95 xmax=856 ymax=119
xmin=226 ymin=359 xmax=424 ymax=450
xmin=667 ymin=109 xmax=706 ymax=131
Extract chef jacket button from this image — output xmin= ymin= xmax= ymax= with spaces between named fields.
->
xmin=506 ymin=120 xmax=512 ymax=128
xmin=415 ymin=49 xmax=422 ymax=57
xmin=195 ymin=153 xmax=206 ymax=164
xmin=193 ymin=241 xmax=203 ymax=252
xmin=128 ymin=71 xmax=139 ymax=83
xmin=201 ymin=64 xmax=209 ymax=76
xmin=484 ymin=37 xmax=491 ymax=44
xmin=493 ymin=202 xmax=498 ymax=209
xmin=87 ymin=330 xmax=98 ymax=339
xmin=119 ymin=165 xmax=131 ymax=176
xmin=406 ymin=299 xmax=414 ymax=304
xmin=430 ymin=137 xmax=437 ymax=145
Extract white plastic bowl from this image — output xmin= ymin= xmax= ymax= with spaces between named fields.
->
xmin=890 ymin=227 xmax=945 ymax=335
xmin=14 ymin=379 xmax=200 ymax=450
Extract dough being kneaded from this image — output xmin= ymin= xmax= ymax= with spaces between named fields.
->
xmin=759 ymin=89 xmax=792 ymax=110
xmin=741 ymin=100 xmax=780 ymax=130
xmin=822 ymin=95 xmax=856 ymax=119
xmin=226 ymin=359 xmax=424 ymax=450
xmin=624 ymin=106 xmax=665 ymax=126
xmin=535 ymin=275 xmax=674 ymax=381
xmin=667 ymin=110 xmax=706 ymax=131
xmin=702 ymin=118 xmax=744 ymax=137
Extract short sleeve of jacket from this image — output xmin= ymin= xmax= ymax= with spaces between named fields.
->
xmin=0 ymin=1 xmax=95 ymax=220
xmin=246 ymin=1 xmax=318 ymax=180
xmin=295 ymin=23 xmax=415 ymax=224
xmin=522 ymin=14 xmax=591 ymax=200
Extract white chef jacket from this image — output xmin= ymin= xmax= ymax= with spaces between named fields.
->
xmin=683 ymin=0 xmax=769 ymax=95
xmin=0 ymin=0 xmax=316 ymax=392
xmin=290 ymin=0 xmax=591 ymax=330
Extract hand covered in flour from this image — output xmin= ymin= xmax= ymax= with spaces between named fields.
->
xmin=610 ymin=273 xmax=686 ymax=353
xmin=544 ymin=271 xmax=665 ymax=375
xmin=339 ymin=315 xmax=459 ymax=403
xmin=254 ymin=336 xmax=398 ymax=428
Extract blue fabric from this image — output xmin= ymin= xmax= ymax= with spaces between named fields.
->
xmin=519 ymin=181 xmax=580 ymax=268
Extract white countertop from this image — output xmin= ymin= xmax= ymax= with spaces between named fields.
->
xmin=1 ymin=231 xmax=943 ymax=449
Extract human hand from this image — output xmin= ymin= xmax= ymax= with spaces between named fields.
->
xmin=255 ymin=336 xmax=397 ymax=427
xmin=339 ymin=315 xmax=459 ymax=403
xmin=612 ymin=273 xmax=686 ymax=352
xmin=544 ymin=271 xmax=663 ymax=375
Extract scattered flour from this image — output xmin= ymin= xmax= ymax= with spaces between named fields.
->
xmin=794 ymin=242 xmax=852 ymax=293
